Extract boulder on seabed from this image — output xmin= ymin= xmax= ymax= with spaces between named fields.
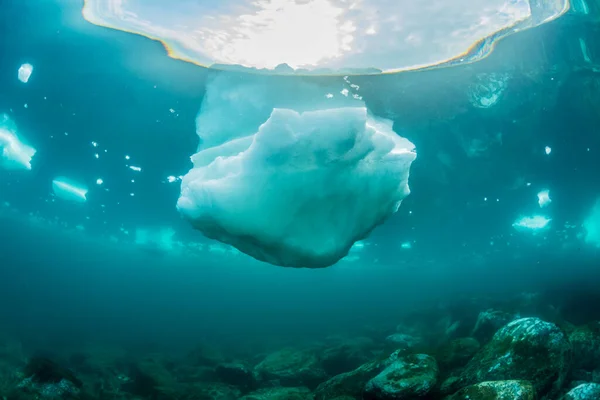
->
xmin=562 ymin=383 xmax=600 ymax=400
xmin=314 ymin=351 xmax=401 ymax=400
xmin=445 ymin=317 xmax=571 ymax=397
xmin=471 ymin=309 xmax=517 ymax=343
xmin=445 ymin=380 xmax=535 ymax=400
xmin=254 ymin=348 xmax=327 ymax=389
xmin=363 ymin=353 xmax=439 ymax=400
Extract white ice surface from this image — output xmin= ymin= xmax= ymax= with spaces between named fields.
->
xmin=178 ymin=77 xmax=416 ymax=268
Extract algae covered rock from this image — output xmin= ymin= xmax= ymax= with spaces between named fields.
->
xmin=437 ymin=337 xmax=480 ymax=371
xmin=445 ymin=380 xmax=535 ymax=400
xmin=254 ymin=348 xmax=327 ymax=389
xmin=321 ymin=337 xmax=379 ymax=376
xmin=239 ymin=386 xmax=313 ymax=400
xmin=452 ymin=317 xmax=570 ymax=396
xmin=569 ymin=323 xmax=600 ymax=371
xmin=471 ymin=309 xmax=516 ymax=343
xmin=314 ymin=352 xmax=396 ymax=400
xmin=384 ymin=333 xmax=422 ymax=352
xmin=364 ymin=354 xmax=439 ymax=400
xmin=215 ymin=362 xmax=256 ymax=390
xmin=562 ymin=383 xmax=600 ymax=399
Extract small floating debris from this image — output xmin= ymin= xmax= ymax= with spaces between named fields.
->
xmin=401 ymin=242 xmax=412 ymax=250
xmin=537 ymin=189 xmax=552 ymax=208
xmin=52 ymin=177 xmax=88 ymax=203
xmin=129 ymin=165 xmax=142 ymax=172
xmin=18 ymin=63 xmax=33 ymax=83
xmin=96 ymin=178 xmax=103 ymax=185
xmin=545 ymin=146 xmax=552 ymax=155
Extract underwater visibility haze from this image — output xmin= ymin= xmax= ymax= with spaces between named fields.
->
xmin=1 ymin=0 xmax=600 ymax=399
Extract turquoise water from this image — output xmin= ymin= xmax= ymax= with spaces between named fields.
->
xmin=1 ymin=1 xmax=600 ymax=399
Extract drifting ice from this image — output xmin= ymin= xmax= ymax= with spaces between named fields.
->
xmin=52 ymin=177 xmax=88 ymax=203
xmin=0 ymin=115 xmax=36 ymax=170
xmin=178 ymin=80 xmax=416 ymax=268
xmin=18 ymin=63 xmax=33 ymax=83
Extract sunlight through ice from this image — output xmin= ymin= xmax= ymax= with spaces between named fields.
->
xmin=82 ymin=0 xmax=569 ymax=74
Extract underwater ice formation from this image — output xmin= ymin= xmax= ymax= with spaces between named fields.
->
xmin=0 ymin=115 xmax=36 ymax=170
xmin=82 ymin=0 xmax=569 ymax=74
xmin=177 ymin=75 xmax=416 ymax=268
xmin=52 ymin=177 xmax=88 ymax=203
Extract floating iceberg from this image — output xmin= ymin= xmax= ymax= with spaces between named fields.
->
xmin=0 ymin=115 xmax=36 ymax=170
xmin=82 ymin=0 xmax=569 ymax=74
xmin=177 ymin=77 xmax=416 ymax=268
xmin=52 ymin=177 xmax=88 ymax=203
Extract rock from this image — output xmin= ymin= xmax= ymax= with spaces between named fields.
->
xmin=254 ymin=348 xmax=327 ymax=389
xmin=321 ymin=337 xmax=379 ymax=376
xmin=239 ymin=386 xmax=313 ymax=400
xmin=471 ymin=309 xmax=516 ymax=343
xmin=192 ymin=382 xmax=242 ymax=399
xmin=22 ymin=357 xmax=82 ymax=388
xmin=445 ymin=380 xmax=535 ymax=399
xmin=562 ymin=383 xmax=600 ymax=399
xmin=385 ymin=334 xmax=422 ymax=352
xmin=569 ymin=323 xmax=600 ymax=371
xmin=451 ymin=317 xmax=571 ymax=397
xmin=315 ymin=352 xmax=397 ymax=400
xmin=215 ymin=362 xmax=256 ymax=390
xmin=364 ymin=354 xmax=439 ymax=400
xmin=437 ymin=337 xmax=480 ymax=371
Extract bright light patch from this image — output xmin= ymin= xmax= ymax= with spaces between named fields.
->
xmin=583 ymin=200 xmax=600 ymax=247
xmin=52 ymin=177 xmax=88 ymax=203
xmin=512 ymin=215 xmax=551 ymax=231
xmin=81 ymin=0 xmax=568 ymax=74
xmin=18 ymin=63 xmax=33 ymax=83
xmin=537 ymin=189 xmax=552 ymax=208
xmin=0 ymin=114 xmax=36 ymax=170
xmin=401 ymin=242 xmax=412 ymax=249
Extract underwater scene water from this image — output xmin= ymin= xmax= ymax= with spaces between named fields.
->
xmin=1 ymin=0 xmax=600 ymax=399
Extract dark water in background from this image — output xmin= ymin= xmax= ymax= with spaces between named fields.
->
xmin=0 ymin=0 xmax=599 ymax=361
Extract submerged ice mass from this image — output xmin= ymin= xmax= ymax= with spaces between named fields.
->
xmin=178 ymin=78 xmax=416 ymax=268
xmin=0 ymin=115 xmax=36 ymax=170
xmin=52 ymin=177 xmax=88 ymax=203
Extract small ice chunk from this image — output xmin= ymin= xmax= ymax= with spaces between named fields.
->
xmin=512 ymin=215 xmax=551 ymax=231
xmin=178 ymin=107 xmax=416 ymax=268
xmin=96 ymin=178 xmax=103 ymax=185
xmin=0 ymin=115 xmax=36 ymax=170
xmin=545 ymin=146 xmax=552 ymax=155
xmin=52 ymin=177 xmax=88 ymax=203
xmin=125 ymin=155 xmax=130 ymax=160
xmin=537 ymin=189 xmax=552 ymax=208
xmin=18 ymin=63 xmax=33 ymax=83
xmin=167 ymin=175 xmax=177 ymax=183
xmin=129 ymin=165 xmax=142 ymax=172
